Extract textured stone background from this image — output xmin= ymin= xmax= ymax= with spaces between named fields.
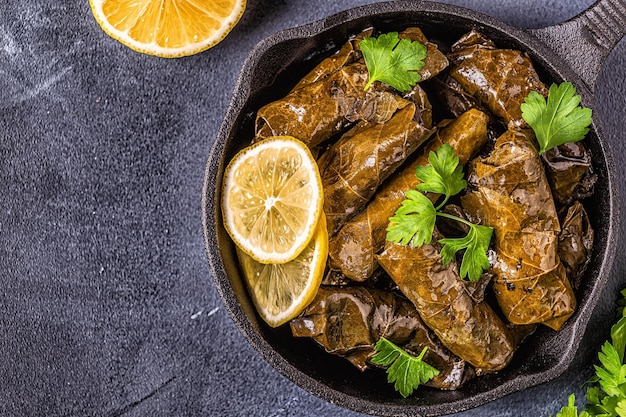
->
xmin=1 ymin=0 xmax=625 ymax=416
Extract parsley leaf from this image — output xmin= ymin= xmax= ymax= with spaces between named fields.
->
xmin=553 ymin=394 xmax=590 ymax=417
xmin=386 ymin=144 xmax=492 ymax=281
xmin=360 ymin=32 xmax=427 ymax=92
xmin=438 ymin=222 xmax=493 ymax=282
xmin=552 ymin=289 xmax=626 ymax=417
xmin=521 ymin=82 xmax=592 ymax=155
xmin=416 ymin=143 xmax=467 ymax=201
xmin=616 ymin=400 xmax=626 ymax=416
xmin=387 ymin=190 xmax=436 ymax=247
xmin=595 ymin=342 xmax=626 ymax=398
xmin=371 ymin=337 xmax=440 ymax=398
xmin=613 ymin=292 xmax=626 ymax=364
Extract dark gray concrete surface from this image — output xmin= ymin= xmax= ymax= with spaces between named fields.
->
xmin=1 ymin=0 xmax=625 ymax=416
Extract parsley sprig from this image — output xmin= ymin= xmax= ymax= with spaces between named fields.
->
xmin=371 ymin=337 xmax=440 ymax=398
xmin=386 ymin=143 xmax=493 ymax=282
xmin=360 ymin=32 xmax=427 ymax=92
xmin=521 ymin=82 xmax=592 ymax=155
xmin=554 ymin=394 xmax=589 ymax=417
xmin=552 ymin=288 xmax=626 ymax=417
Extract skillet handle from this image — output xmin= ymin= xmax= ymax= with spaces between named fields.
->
xmin=529 ymin=0 xmax=626 ymax=92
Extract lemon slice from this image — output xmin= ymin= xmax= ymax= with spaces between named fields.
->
xmin=236 ymin=216 xmax=328 ymax=327
xmin=89 ymin=0 xmax=246 ymax=58
xmin=222 ymin=136 xmax=324 ymax=264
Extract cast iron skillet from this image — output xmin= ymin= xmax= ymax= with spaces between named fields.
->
xmin=202 ymin=1 xmax=625 ymax=415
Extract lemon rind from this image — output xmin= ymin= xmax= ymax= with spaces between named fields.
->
xmin=222 ymin=136 xmax=324 ymax=265
xmin=89 ymin=0 xmax=246 ymax=58
xmin=238 ymin=216 xmax=328 ymax=327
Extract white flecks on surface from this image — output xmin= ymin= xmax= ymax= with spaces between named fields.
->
xmin=191 ymin=306 xmax=220 ymax=320
xmin=0 ymin=25 xmax=22 ymax=57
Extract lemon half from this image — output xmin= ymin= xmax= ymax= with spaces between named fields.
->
xmin=90 ymin=0 xmax=246 ymax=58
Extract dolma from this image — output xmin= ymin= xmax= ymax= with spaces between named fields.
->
xmin=448 ymin=30 xmax=548 ymax=128
xmin=542 ymin=141 xmax=597 ymax=205
xmin=343 ymin=89 xmax=413 ymax=124
xmin=318 ymin=104 xmax=432 ymax=235
xmin=329 ymin=108 xmax=488 ymax=281
xmin=461 ymin=129 xmax=577 ymax=330
xmin=255 ymin=27 xmax=448 ymax=147
xmin=376 ymin=236 xmax=516 ymax=373
xmin=398 ymin=27 xmax=449 ymax=81
xmin=431 ymin=74 xmax=486 ymax=119
xmin=559 ymin=201 xmax=594 ymax=289
xmin=290 ymin=286 xmax=474 ymax=389
xmin=292 ymin=26 xmax=447 ymax=91
xmin=447 ymin=30 xmax=496 ymax=63
xmin=291 ymin=28 xmax=373 ymax=90
xmin=403 ymin=83 xmax=433 ymax=129
xmin=255 ymin=62 xmax=371 ymax=147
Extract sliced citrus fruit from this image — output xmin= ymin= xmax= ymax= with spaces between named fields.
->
xmin=222 ymin=136 xmax=324 ymax=264
xmin=236 ymin=215 xmax=328 ymax=327
xmin=89 ymin=0 xmax=246 ymax=58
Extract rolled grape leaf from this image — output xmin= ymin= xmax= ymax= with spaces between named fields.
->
xmin=344 ymin=89 xmax=413 ymax=124
xmin=376 ymin=235 xmax=516 ymax=373
xmin=291 ymin=28 xmax=373 ymax=91
xmin=447 ymin=30 xmax=496 ymax=63
xmin=448 ymin=29 xmax=548 ymax=128
xmin=255 ymin=27 xmax=447 ymax=147
xmin=558 ymin=200 xmax=594 ymax=289
xmin=397 ymin=27 xmax=449 ymax=81
xmin=290 ymin=286 xmax=474 ymax=389
xmin=329 ymin=108 xmax=488 ymax=281
xmin=461 ymin=129 xmax=577 ymax=330
xmin=255 ymin=62 xmax=371 ymax=147
xmin=318 ymin=103 xmax=432 ymax=235
xmin=430 ymin=74 xmax=487 ymax=119
xmin=542 ymin=141 xmax=597 ymax=206
xmin=403 ymin=83 xmax=433 ymax=128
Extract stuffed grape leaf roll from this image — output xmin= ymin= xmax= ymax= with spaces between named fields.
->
xmin=430 ymin=74 xmax=485 ymax=119
xmin=255 ymin=62 xmax=372 ymax=147
xmin=329 ymin=108 xmax=488 ymax=281
xmin=558 ymin=201 xmax=594 ymax=289
xmin=461 ymin=129 xmax=577 ymax=330
xmin=290 ymin=286 xmax=474 ymax=389
xmin=403 ymin=83 xmax=433 ymax=129
xmin=255 ymin=27 xmax=448 ymax=148
xmin=376 ymin=235 xmax=516 ymax=373
xmin=448 ymin=30 xmax=548 ymax=128
xmin=398 ymin=27 xmax=449 ymax=81
xmin=291 ymin=28 xmax=373 ymax=91
xmin=318 ymin=103 xmax=432 ymax=235
xmin=542 ymin=141 xmax=597 ymax=206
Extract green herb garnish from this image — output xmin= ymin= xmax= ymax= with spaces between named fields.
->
xmin=438 ymin=222 xmax=493 ymax=283
xmin=386 ymin=189 xmax=437 ymax=247
xmin=360 ymin=32 xmax=427 ymax=92
xmin=371 ymin=337 xmax=439 ymax=398
xmin=551 ymin=288 xmax=626 ymax=416
xmin=415 ymin=141 xmax=467 ymax=197
xmin=521 ymin=82 xmax=592 ymax=155
xmin=386 ymin=143 xmax=493 ymax=282
xmin=554 ymin=394 xmax=589 ymax=417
